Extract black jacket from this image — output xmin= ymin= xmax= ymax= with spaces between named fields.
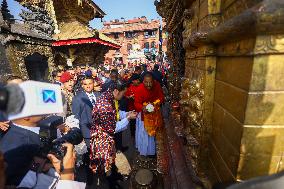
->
xmin=0 ymin=124 xmax=40 ymax=185
xmin=72 ymin=91 xmax=100 ymax=148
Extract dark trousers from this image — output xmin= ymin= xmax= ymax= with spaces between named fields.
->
xmin=75 ymin=149 xmax=94 ymax=185
xmin=115 ymin=132 xmax=123 ymax=150
xmin=129 ymin=119 xmax=136 ymax=137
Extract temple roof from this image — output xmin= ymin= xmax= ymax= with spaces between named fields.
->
xmin=54 ymin=21 xmax=96 ymax=40
xmin=53 ymin=20 xmax=120 ymax=48
xmin=0 ymin=10 xmax=9 ymax=29
xmin=10 ymin=22 xmax=53 ymax=40
xmin=16 ymin=0 xmax=106 ymax=19
xmin=84 ymin=0 xmax=106 ymax=18
xmin=101 ymin=19 xmax=160 ymax=34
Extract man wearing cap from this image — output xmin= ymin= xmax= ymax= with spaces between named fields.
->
xmin=60 ymin=72 xmax=75 ymax=117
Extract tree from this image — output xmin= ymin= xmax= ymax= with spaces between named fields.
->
xmin=1 ymin=0 xmax=14 ymax=23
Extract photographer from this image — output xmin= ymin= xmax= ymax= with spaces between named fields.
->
xmin=18 ymin=143 xmax=85 ymax=189
xmin=0 ymin=81 xmax=84 ymax=188
xmin=0 ymin=115 xmax=43 ymax=185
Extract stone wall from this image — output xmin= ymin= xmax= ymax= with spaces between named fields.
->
xmin=0 ymin=43 xmax=12 ymax=82
xmin=5 ymin=41 xmax=54 ymax=81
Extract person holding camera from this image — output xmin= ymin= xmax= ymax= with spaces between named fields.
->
xmin=18 ymin=143 xmax=85 ymax=189
xmin=0 ymin=81 xmax=84 ymax=188
xmin=0 ymin=115 xmax=43 ymax=186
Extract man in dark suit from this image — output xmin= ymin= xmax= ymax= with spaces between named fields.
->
xmin=72 ymin=76 xmax=100 ymax=148
xmin=0 ymin=115 xmax=43 ymax=186
xmin=72 ymin=76 xmax=100 ymax=185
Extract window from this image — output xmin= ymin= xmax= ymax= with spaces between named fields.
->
xmin=127 ymin=44 xmax=132 ymax=51
xmin=125 ymin=32 xmax=136 ymax=38
xmin=151 ymin=41 xmax=156 ymax=48
xmin=144 ymin=42 xmax=149 ymax=49
xmin=145 ymin=30 xmax=156 ymax=38
xmin=114 ymin=33 xmax=119 ymax=39
xmin=144 ymin=31 xmax=149 ymax=38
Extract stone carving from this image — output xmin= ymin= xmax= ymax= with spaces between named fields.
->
xmin=255 ymin=35 xmax=284 ymax=54
xmin=19 ymin=5 xmax=54 ymax=37
xmin=180 ymin=78 xmax=204 ymax=128
xmin=183 ymin=8 xmax=193 ymax=19
xmin=179 ymin=76 xmax=204 ymax=172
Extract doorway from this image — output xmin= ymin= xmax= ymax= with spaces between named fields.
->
xmin=24 ymin=53 xmax=49 ymax=81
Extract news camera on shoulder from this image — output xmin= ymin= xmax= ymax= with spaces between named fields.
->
xmin=0 ymin=81 xmax=85 ymax=188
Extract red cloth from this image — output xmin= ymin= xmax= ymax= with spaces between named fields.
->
xmin=125 ymin=84 xmax=139 ymax=111
xmin=60 ymin=72 xmax=73 ymax=83
xmin=134 ymin=81 xmax=165 ymax=116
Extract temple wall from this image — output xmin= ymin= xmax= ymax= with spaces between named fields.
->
xmin=157 ymin=0 xmax=284 ymax=187
xmin=238 ymin=34 xmax=284 ymax=180
xmin=0 ymin=43 xmax=12 ymax=82
xmin=5 ymin=42 xmax=54 ymax=80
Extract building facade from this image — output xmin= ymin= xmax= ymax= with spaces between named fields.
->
xmin=100 ymin=17 xmax=163 ymax=66
xmin=155 ymin=0 xmax=284 ymax=188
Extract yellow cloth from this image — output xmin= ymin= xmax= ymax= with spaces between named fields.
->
xmin=114 ymin=100 xmax=120 ymax=121
xmin=143 ymin=100 xmax=162 ymax=136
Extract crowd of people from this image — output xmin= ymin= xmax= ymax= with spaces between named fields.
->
xmin=0 ymin=62 xmax=168 ymax=189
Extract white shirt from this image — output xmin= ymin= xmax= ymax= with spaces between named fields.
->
xmin=115 ymin=111 xmax=130 ymax=133
xmin=12 ymin=123 xmax=40 ymax=134
xmin=86 ymin=92 xmax=96 ymax=105
xmin=18 ymin=169 xmax=86 ymax=189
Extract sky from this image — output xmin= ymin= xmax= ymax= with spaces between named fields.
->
xmin=4 ymin=0 xmax=161 ymax=29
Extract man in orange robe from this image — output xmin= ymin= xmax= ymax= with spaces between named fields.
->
xmin=134 ymin=72 xmax=165 ymax=156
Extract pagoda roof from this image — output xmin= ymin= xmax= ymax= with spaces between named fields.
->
xmin=52 ymin=37 xmax=120 ymax=49
xmin=53 ymin=19 xmax=120 ymax=46
xmin=101 ymin=19 xmax=160 ymax=34
xmin=16 ymin=0 xmax=106 ymax=19
xmin=84 ymin=0 xmax=106 ymax=18
xmin=10 ymin=22 xmax=53 ymax=40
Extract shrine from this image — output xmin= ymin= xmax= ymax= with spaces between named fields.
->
xmin=16 ymin=0 xmax=120 ymax=67
xmin=155 ymin=0 xmax=284 ymax=187
xmin=0 ymin=0 xmax=54 ymax=81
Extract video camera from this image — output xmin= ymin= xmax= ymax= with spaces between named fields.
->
xmin=0 ymin=81 xmax=64 ymax=120
xmin=0 ymin=81 xmax=83 ymax=159
xmin=38 ymin=116 xmax=83 ymax=160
